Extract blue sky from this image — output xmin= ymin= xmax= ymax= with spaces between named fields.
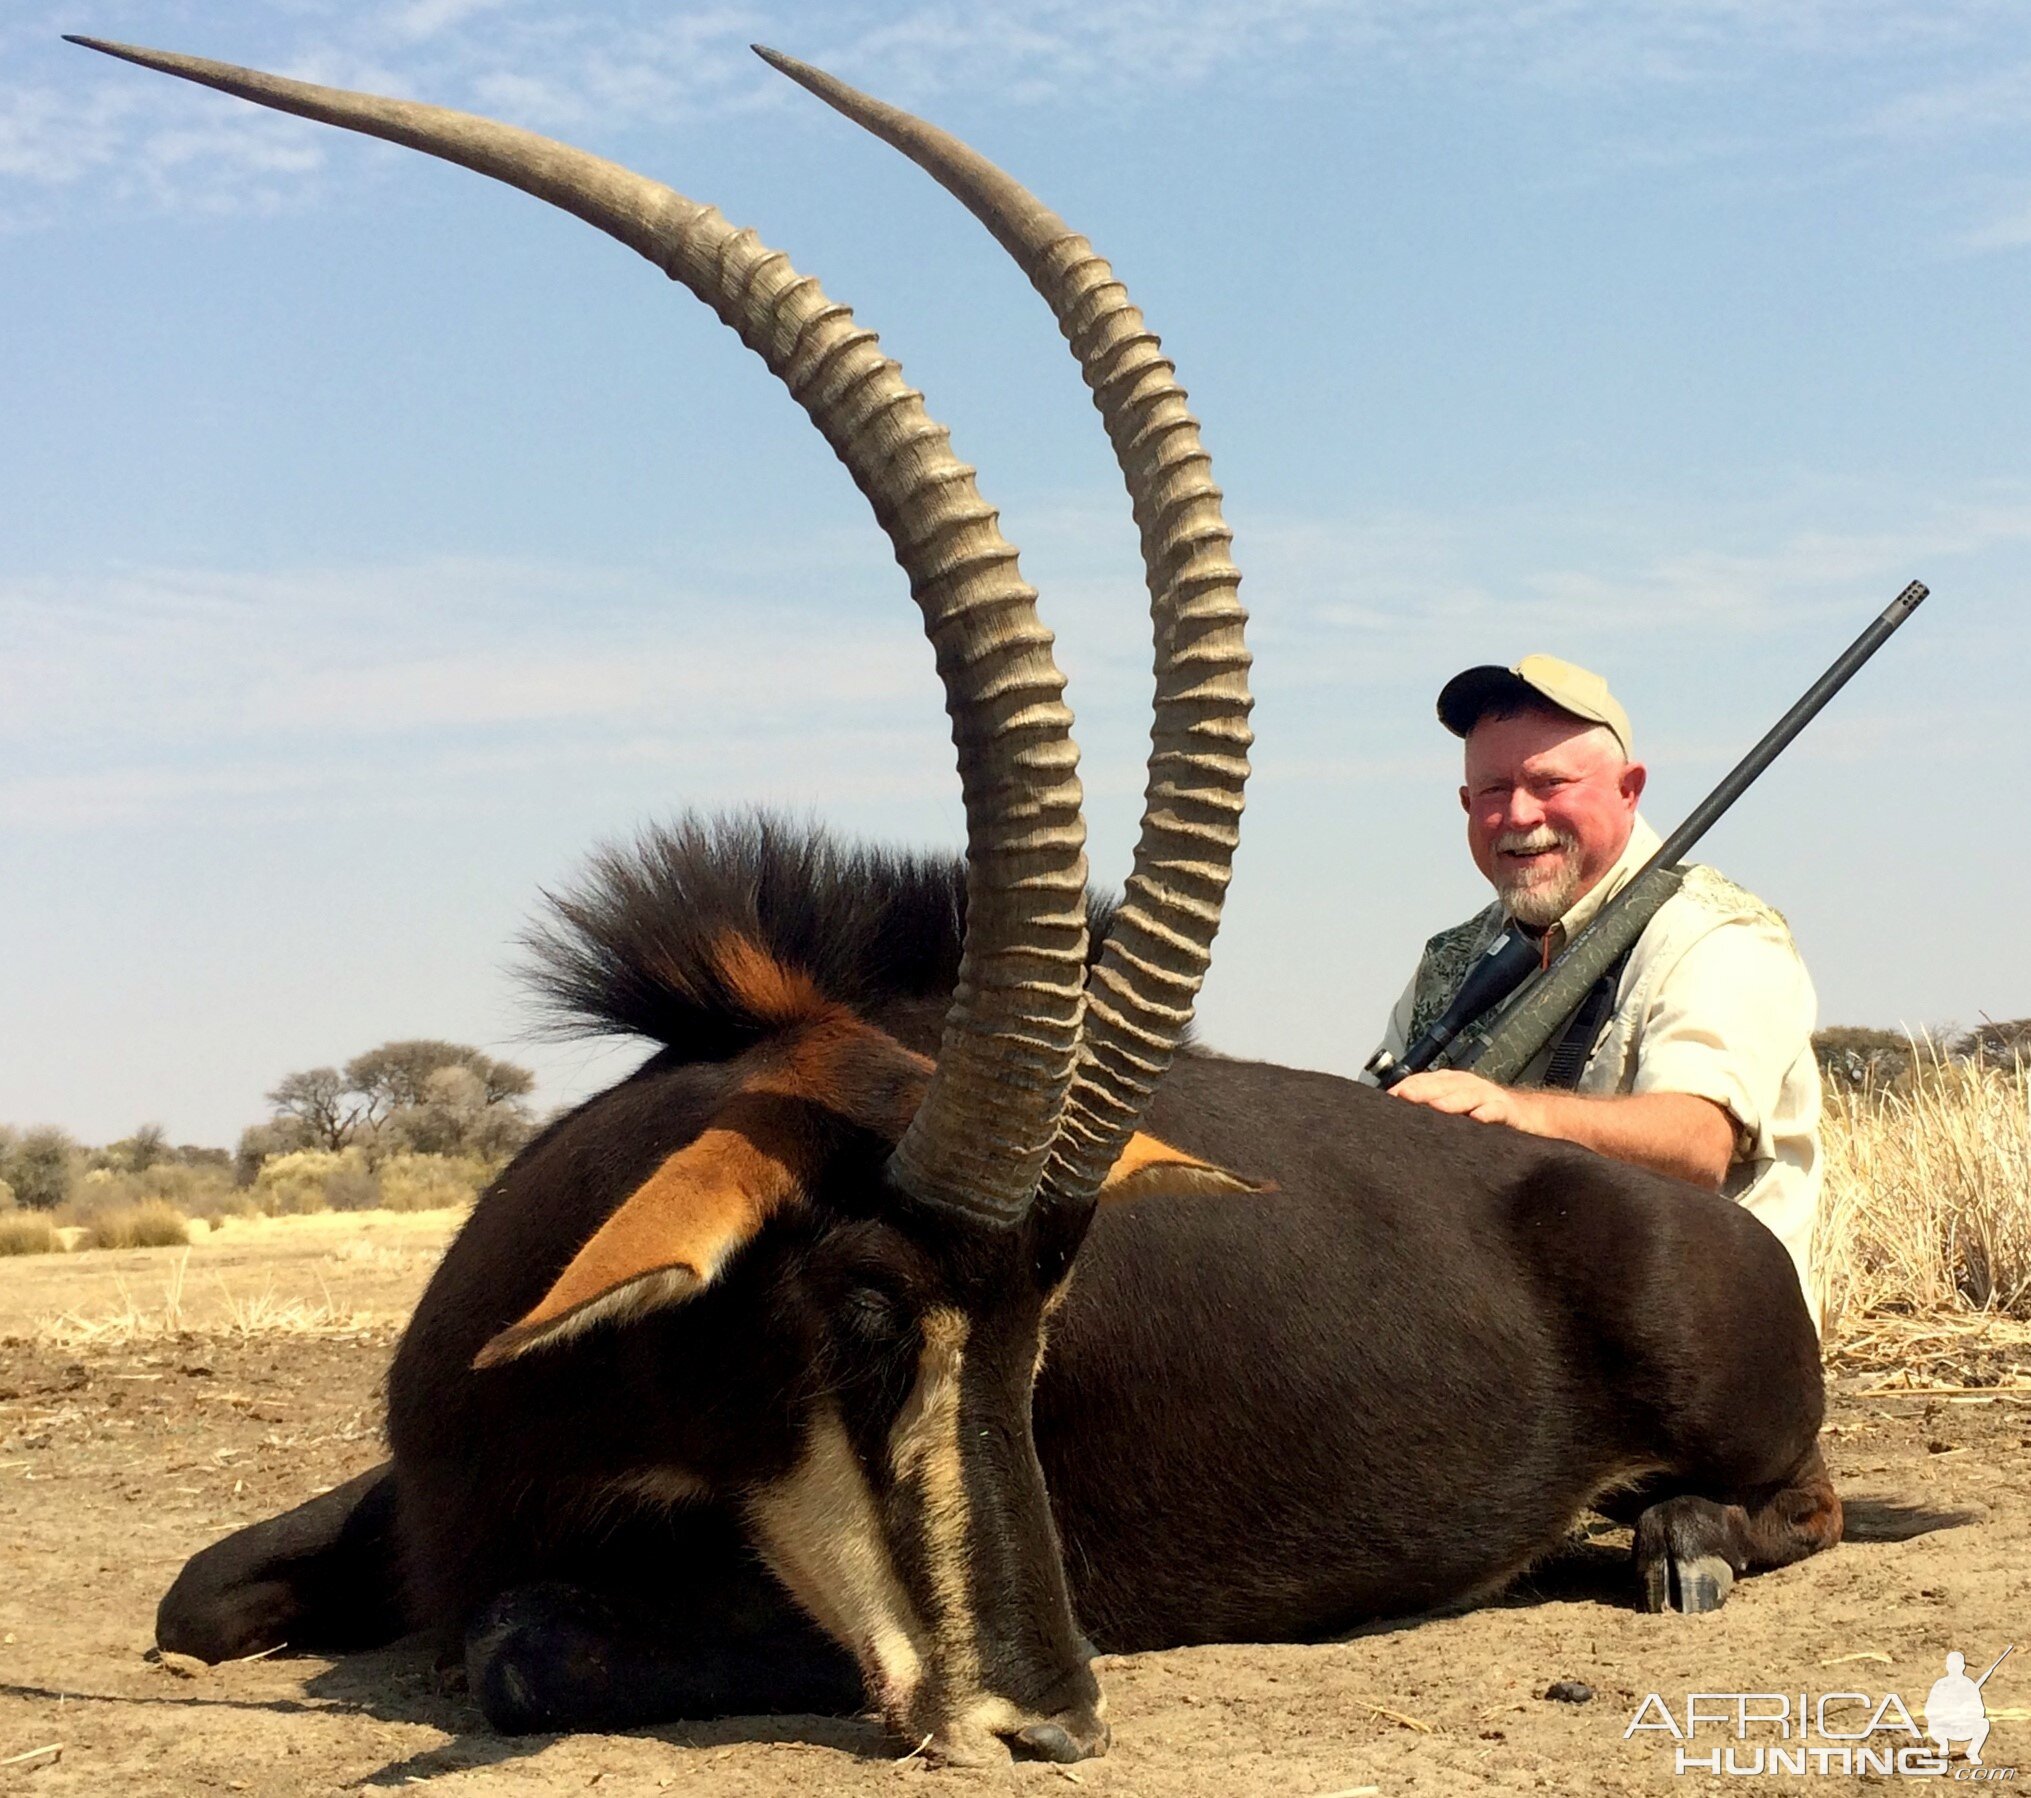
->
xmin=3 ymin=1 xmax=2027 ymax=1146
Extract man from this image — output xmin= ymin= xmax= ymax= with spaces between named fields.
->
xmin=1362 ymin=655 xmax=1823 ymax=1321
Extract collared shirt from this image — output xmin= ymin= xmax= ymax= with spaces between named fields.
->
xmin=1362 ymin=815 xmax=1824 ymax=1326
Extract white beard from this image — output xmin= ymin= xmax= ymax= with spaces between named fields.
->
xmin=1493 ymin=827 xmax=1583 ymax=928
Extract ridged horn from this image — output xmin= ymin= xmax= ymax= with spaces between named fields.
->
xmin=756 ymin=49 xmax=1253 ymax=1205
xmin=68 ymin=36 xmax=1089 ymax=1225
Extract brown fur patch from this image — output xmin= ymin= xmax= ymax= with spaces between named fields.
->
xmin=473 ymin=984 xmax=937 ymax=1369
xmin=1096 ymin=1131 xmax=1271 ymax=1205
xmin=746 ymin=1001 xmax=932 ymax=1138
xmin=473 ymin=1109 xmax=807 ymax=1368
xmin=710 ymin=931 xmax=834 ymax=1029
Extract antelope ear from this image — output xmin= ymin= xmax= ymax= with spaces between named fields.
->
xmin=474 ymin=1115 xmax=804 ymax=1369
xmin=1096 ymin=1130 xmax=1273 ymax=1205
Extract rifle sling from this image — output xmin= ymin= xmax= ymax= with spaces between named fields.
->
xmin=1539 ymin=944 xmax=1635 ymax=1091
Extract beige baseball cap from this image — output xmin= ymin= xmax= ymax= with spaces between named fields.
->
xmin=1436 ymin=654 xmax=1633 ymax=759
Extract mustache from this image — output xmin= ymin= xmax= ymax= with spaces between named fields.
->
xmin=1493 ymin=828 xmax=1577 ymax=856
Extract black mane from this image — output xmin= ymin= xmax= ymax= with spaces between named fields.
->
xmin=521 ymin=811 xmax=1119 ymax=1063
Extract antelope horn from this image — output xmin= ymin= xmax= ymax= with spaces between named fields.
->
xmin=69 ymin=36 xmax=1089 ymax=1225
xmin=756 ymin=49 xmax=1253 ymax=1204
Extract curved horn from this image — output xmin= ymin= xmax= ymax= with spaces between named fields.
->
xmin=68 ymin=37 xmax=1088 ymax=1225
xmin=755 ymin=50 xmax=1254 ymax=1205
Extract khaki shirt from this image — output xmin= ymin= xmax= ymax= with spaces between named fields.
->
xmin=1362 ymin=816 xmax=1824 ymax=1326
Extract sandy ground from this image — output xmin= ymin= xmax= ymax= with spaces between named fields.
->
xmin=2 ymin=1219 xmax=2028 ymax=1795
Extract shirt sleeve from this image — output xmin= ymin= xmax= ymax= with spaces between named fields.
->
xmin=1357 ymin=968 xmax=1423 ymax=1087
xmin=1627 ymin=915 xmax=1817 ymax=1164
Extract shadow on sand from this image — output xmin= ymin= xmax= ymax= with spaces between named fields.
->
xmin=296 ymin=1635 xmax=893 ymax=1786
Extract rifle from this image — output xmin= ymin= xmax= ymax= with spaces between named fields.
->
xmin=1365 ymin=580 xmax=1931 ymax=1091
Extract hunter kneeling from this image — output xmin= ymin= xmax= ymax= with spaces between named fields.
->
xmin=1362 ymin=655 xmax=1822 ymax=1323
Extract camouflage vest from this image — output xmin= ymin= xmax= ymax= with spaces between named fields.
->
xmin=1403 ymin=865 xmax=1789 ymax=1063
xmin=1404 ymin=903 xmax=1511 ymax=1050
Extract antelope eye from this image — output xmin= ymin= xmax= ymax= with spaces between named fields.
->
xmin=839 ymin=1284 xmax=904 ymax=1341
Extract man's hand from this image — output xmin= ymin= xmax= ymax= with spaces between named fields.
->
xmin=1386 ymin=1072 xmax=1738 ymax=1189
xmin=1386 ymin=1070 xmax=1549 ymax=1134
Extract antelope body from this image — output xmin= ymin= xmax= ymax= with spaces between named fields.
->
xmin=74 ymin=36 xmax=1840 ymax=1767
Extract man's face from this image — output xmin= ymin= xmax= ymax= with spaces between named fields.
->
xmin=1460 ymin=709 xmax=1644 ymax=928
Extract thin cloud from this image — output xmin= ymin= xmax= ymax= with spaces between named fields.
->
xmin=1867 ymin=57 xmax=2031 ymax=139
xmin=384 ymin=0 xmax=517 ymax=46
xmin=1228 ymin=486 xmax=2031 ymax=701
xmin=0 ymin=547 xmax=1136 ymax=827
xmin=0 ymin=552 xmax=932 ymax=738
xmin=14 ymin=1 xmax=2030 ymax=217
xmin=0 ymin=722 xmax=957 ymax=829
xmin=1963 ymin=195 xmax=2031 ymax=251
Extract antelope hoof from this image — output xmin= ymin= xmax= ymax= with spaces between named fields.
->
xmin=1640 ymin=1555 xmax=1672 ymax=1615
xmin=1674 ymin=1554 xmax=1734 ymax=1614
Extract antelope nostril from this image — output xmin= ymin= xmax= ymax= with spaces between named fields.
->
xmin=1012 ymin=1712 xmax=1110 ymax=1762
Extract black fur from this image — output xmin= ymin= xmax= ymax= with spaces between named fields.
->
xmin=523 ymin=810 xmax=1119 ymax=1060
xmin=159 ymin=818 xmax=1845 ymax=1748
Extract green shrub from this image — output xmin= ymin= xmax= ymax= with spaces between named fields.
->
xmin=0 ymin=1211 xmax=61 ymax=1256
xmin=82 ymin=1198 xmax=190 ymax=1250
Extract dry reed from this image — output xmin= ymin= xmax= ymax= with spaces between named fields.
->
xmin=29 ymin=1247 xmax=385 ymax=1347
xmin=1818 ymin=1056 xmax=2031 ymax=1371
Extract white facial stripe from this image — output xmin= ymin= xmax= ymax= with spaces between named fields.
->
xmin=887 ymin=1307 xmax=977 ymax=1685
xmin=612 ymin=1466 xmax=707 ymax=1511
xmin=743 ymin=1405 xmax=929 ymax=1710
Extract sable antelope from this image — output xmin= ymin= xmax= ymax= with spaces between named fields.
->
xmin=81 ymin=40 xmax=1840 ymax=1768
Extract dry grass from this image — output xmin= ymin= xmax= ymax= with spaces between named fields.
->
xmin=80 ymin=1197 xmax=190 ymax=1251
xmin=0 ymin=1211 xmax=62 ymax=1256
xmin=1819 ymin=1056 xmax=2031 ymax=1370
xmin=27 ymin=1246 xmax=388 ymax=1348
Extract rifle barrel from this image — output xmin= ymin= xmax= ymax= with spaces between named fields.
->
xmin=1458 ymin=580 xmax=1929 ymax=1085
xmin=1974 ymin=1644 xmax=2014 ymax=1690
xmin=1647 ymin=581 xmax=1927 ymax=875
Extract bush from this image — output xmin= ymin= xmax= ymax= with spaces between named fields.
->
xmin=0 ymin=1211 xmax=61 ymax=1256
xmin=1955 ymin=1017 xmax=2031 ymax=1070
xmin=253 ymin=1147 xmax=380 ymax=1215
xmin=134 ymin=1161 xmax=237 ymax=1212
xmin=1 ymin=1126 xmax=78 ymax=1211
xmin=377 ymin=1152 xmax=494 ymax=1212
xmin=95 ymin=1124 xmax=170 ymax=1174
xmin=81 ymin=1198 xmax=190 ymax=1251
xmin=59 ymin=1162 xmax=234 ymax=1227
xmin=236 ymin=1118 xmax=313 ymax=1187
